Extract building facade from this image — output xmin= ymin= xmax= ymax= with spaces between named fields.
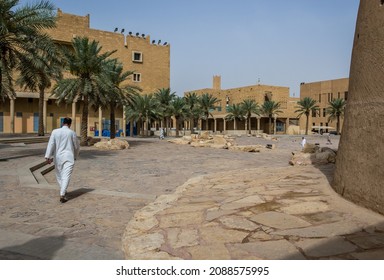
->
xmin=184 ymin=76 xmax=303 ymax=134
xmin=299 ymin=78 xmax=349 ymax=133
xmin=0 ymin=9 xmax=170 ymax=136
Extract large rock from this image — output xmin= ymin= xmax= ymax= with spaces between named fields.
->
xmin=333 ymin=1 xmax=384 ymax=214
xmin=289 ymin=147 xmax=336 ymax=166
xmin=94 ymin=138 xmax=129 ymax=150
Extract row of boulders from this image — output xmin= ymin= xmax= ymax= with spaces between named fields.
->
xmin=167 ymin=132 xmax=273 ymax=153
xmin=289 ymin=143 xmax=337 ymax=166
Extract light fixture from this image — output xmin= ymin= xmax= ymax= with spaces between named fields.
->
xmin=114 ymin=27 xmax=118 ymax=32
xmin=121 ymin=28 xmax=125 ymax=33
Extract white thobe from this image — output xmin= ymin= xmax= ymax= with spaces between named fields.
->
xmin=45 ymin=126 xmax=80 ymax=196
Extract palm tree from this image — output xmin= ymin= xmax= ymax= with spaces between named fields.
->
xmin=98 ymin=59 xmax=140 ymax=139
xmin=126 ymin=94 xmax=160 ymax=136
xmin=225 ymin=104 xmax=244 ymax=130
xmin=0 ymin=0 xmax=57 ymax=102
xmin=295 ymin=97 xmax=319 ymax=135
xmin=154 ymin=88 xmax=176 ymax=135
xmin=261 ymin=100 xmax=283 ymax=134
xmin=184 ymin=92 xmax=200 ymax=133
xmin=170 ymin=96 xmax=188 ymax=137
xmin=199 ymin=93 xmax=220 ymax=131
xmin=17 ymin=45 xmax=63 ymax=136
xmin=241 ymin=99 xmax=260 ymax=134
xmin=327 ymin=98 xmax=346 ymax=135
xmin=53 ymin=37 xmax=116 ymax=146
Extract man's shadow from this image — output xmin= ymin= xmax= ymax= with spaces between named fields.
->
xmin=0 ymin=236 xmax=65 ymax=260
xmin=66 ymin=187 xmax=94 ymax=201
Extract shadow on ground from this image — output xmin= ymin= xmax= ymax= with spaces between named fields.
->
xmin=0 ymin=236 xmax=65 ymax=260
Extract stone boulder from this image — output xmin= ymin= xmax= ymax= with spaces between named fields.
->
xmin=228 ymin=145 xmax=262 ymax=152
xmin=167 ymin=137 xmax=191 ymax=145
xmin=289 ymin=147 xmax=337 ymax=166
xmin=94 ymin=138 xmax=130 ymax=150
xmin=302 ymin=143 xmax=320 ymax=154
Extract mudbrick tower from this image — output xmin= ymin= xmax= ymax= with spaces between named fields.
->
xmin=333 ymin=0 xmax=384 ymax=214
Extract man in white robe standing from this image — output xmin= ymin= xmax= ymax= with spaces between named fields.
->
xmin=45 ymin=117 xmax=80 ymax=203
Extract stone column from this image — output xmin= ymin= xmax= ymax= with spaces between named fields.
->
xmin=214 ymin=118 xmax=217 ymax=132
xmin=43 ymin=98 xmax=48 ymax=133
xmin=98 ymin=107 xmax=102 ymax=136
xmin=285 ymin=118 xmax=290 ymax=134
xmin=223 ymin=118 xmax=226 ymax=132
xmin=71 ymin=101 xmax=76 ymax=134
xmin=333 ymin=0 xmax=384 ymax=215
xmin=257 ymin=116 xmax=261 ymax=131
xmin=10 ymin=98 xmax=15 ymax=134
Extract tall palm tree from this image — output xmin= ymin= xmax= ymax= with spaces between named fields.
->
xmin=53 ymin=37 xmax=116 ymax=146
xmin=241 ymin=99 xmax=260 ymax=134
xmin=98 ymin=59 xmax=140 ymax=139
xmin=184 ymin=92 xmax=200 ymax=133
xmin=199 ymin=93 xmax=220 ymax=131
xmin=295 ymin=97 xmax=319 ymax=135
xmin=327 ymin=98 xmax=346 ymax=135
xmin=0 ymin=0 xmax=57 ymax=102
xmin=225 ymin=103 xmax=244 ymax=130
xmin=154 ymin=88 xmax=176 ymax=135
xmin=170 ymin=96 xmax=188 ymax=137
xmin=261 ymin=100 xmax=283 ymax=134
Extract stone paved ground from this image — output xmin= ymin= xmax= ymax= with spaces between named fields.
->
xmin=1 ymin=134 xmax=384 ymax=259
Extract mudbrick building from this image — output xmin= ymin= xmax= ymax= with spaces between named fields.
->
xmin=299 ymin=78 xmax=349 ymax=134
xmin=0 ymin=9 xmax=170 ymax=136
xmin=185 ymin=76 xmax=303 ymax=134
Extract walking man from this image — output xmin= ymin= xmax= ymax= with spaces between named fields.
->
xmin=45 ymin=117 xmax=80 ymax=203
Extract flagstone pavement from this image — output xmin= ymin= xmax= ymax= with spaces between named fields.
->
xmin=1 ymin=135 xmax=384 ymax=260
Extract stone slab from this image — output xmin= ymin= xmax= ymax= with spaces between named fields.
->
xmin=250 ymin=211 xmax=311 ymax=229
xmin=294 ymin=236 xmax=357 ymax=258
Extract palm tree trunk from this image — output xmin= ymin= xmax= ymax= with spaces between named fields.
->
xmin=248 ymin=116 xmax=251 ymax=134
xmin=80 ymin=96 xmax=89 ymax=146
xmin=337 ymin=114 xmax=340 ymax=135
xmin=190 ymin=117 xmax=194 ymax=133
xmin=268 ymin=117 xmax=272 ymax=134
xmin=234 ymin=119 xmax=237 ymax=130
xmin=110 ymin=103 xmax=116 ymax=139
xmin=38 ymin=87 xmax=45 ymax=136
xmin=205 ymin=114 xmax=209 ymax=131
xmin=305 ymin=113 xmax=309 ymax=135
xmin=130 ymin=118 xmax=134 ymax=137
xmin=175 ymin=117 xmax=179 ymax=137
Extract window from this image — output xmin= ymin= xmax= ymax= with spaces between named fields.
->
xmin=133 ymin=73 xmax=141 ymax=82
xmin=344 ymin=91 xmax=348 ymax=101
xmin=323 ymin=108 xmax=326 ymax=117
xmin=312 ymin=109 xmax=317 ymax=118
xmin=132 ymin=51 xmax=143 ymax=63
xmin=338 ymin=92 xmax=340 ymax=99
xmin=318 ymin=94 xmax=321 ymax=103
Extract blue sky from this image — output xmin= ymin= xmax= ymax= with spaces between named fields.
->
xmin=20 ymin=0 xmax=360 ymax=97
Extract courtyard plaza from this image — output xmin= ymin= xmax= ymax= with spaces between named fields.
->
xmin=0 ymin=134 xmax=384 ymax=259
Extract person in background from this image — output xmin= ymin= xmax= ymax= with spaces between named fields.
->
xmin=45 ymin=117 xmax=80 ymax=203
xmin=301 ymin=137 xmax=307 ymax=149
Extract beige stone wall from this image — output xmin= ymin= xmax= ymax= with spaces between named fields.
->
xmin=333 ymin=0 xmax=384 ymax=215
xmin=299 ymin=78 xmax=349 ymax=133
xmin=45 ymin=9 xmax=170 ymax=94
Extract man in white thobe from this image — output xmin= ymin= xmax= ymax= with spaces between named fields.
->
xmin=45 ymin=117 xmax=80 ymax=203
